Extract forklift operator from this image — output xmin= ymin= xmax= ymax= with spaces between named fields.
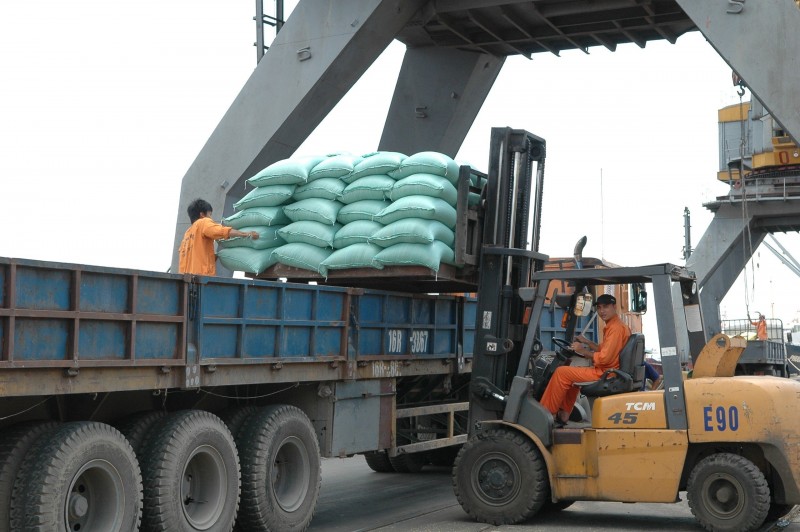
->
xmin=540 ymin=293 xmax=631 ymax=425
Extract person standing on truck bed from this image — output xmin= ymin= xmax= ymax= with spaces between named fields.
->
xmin=751 ymin=313 xmax=768 ymax=340
xmin=540 ymin=293 xmax=631 ymax=425
xmin=179 ymin=198 xmax=259 ymax=275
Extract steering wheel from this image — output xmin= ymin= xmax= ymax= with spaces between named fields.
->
xmin=551 ymin=337 xmax=579 ymax=358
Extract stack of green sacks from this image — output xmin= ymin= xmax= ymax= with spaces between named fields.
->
xmin=370 ymin=152 xmax=460 ymax=272
xmin=218 ymin=150 xmax=478 ymax=277
xmin=214 ymin=157 xmax=317 ymax=274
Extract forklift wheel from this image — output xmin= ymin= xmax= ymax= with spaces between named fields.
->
xmin=687 ymin=453 xmax=770 ymax=532
xmin=452 ymin=428 xmax=547 ymax=525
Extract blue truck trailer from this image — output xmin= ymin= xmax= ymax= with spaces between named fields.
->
xmin=0 ymin=128 xmax=555 ymax=531
xmin=0 ymin=257 xmax=478 ymax=531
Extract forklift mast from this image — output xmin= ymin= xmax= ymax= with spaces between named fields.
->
xmin=469 ymin=128 xmax=549 ymax=424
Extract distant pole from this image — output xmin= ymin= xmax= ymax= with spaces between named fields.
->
xmin=683 ymin=207 xmax=693 ymax=260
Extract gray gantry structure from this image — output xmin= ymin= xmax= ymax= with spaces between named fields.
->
xmin=170 ymin=2 xmax=800 ymax=318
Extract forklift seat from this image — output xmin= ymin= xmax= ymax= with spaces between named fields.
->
xmin=579 ymin=333 xmax=646 ymax=397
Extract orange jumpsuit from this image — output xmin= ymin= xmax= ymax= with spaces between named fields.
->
xmin=539 ymin=315 xmax=631 ymax=415
xmin=178 ymin=217 xmax=232 ymax=275
xmin=751 ymin=319 xmax=767 ymax=340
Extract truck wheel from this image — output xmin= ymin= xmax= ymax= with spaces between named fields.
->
xmin=10 ymin=421 xmax=142 ymax=532
xmin=236 ymin=405 xmax=321 ymax=532
xmin=687 ymin=453 xmax=770 ymax=532
xmin=0 ymin=421 xmax=59 ymax=532
xmin=139 ymin=410 xmax=240 ymax=532
xmin=113 ymin=410 xmax=166 ymax=453
xmin=363 ymin=451 xmax=395 ymax=473
xmin=218 ymin=405 xmax=259 ymax=439
xmin=427 ymin=446 xmax=460 ymax=468
xmin=389 ymin=452 xmax=426 ymax=473
xmin=453 ymin=427 xmax=547 ymax=525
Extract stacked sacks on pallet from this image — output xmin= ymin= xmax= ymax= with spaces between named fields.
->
xmin=217 ymin=203 xmax=292 ymax=275
xmin=321 ymin=152 xmax=404 ymax=273
xmin=270 ymin=154 xmax=361 ymax=276
xmin=218 ymin=156 xmax=321 ymax=274
xmin=371 ymin=152 xmax=460 ymax=272
xmin=218 ymin=150 xmax=480 ymax=276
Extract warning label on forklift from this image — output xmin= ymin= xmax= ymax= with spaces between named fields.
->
xmin=482 ymin=311 xmax=492 ymax=329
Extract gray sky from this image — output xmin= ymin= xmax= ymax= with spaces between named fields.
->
xmin=2 ymin=1 xmax=799 ymax=342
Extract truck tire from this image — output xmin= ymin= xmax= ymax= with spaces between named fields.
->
xmin=389 ymin=452 xmax=426 ymax=473
xmin=0 ymin=421 xmax=59 ymax=532
xmin=687 ymin=453 xmax=770 ymax=532
xmin=236 ymin=405 xmax=321 ymax=532
xmin=363 ymin=451 xmax=395 ymax=473
xmin=427 ymin=446 xmax=460 ymax=468
xmin=218 ymin=405 xmax=259 ymax=439
xmin=453 ymin=427 xmax=547 ymax=525
xmin=139 ymin=410 xmax=240 ymax=532
xmin=9 ymin=421 xmax=142 ymax=532
xmin=113 ymin=410 xmax=166 ymax=454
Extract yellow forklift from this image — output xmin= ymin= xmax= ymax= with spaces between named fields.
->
xmin=454 ymin=129 xmax=800 ymax=532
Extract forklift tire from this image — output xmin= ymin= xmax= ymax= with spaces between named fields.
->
xmin=452 ymin=427 xmax=547 ymax=526
xmin=687 ymin=453 xmax=770 ymax=532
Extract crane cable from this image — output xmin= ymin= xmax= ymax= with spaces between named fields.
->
xmin=735 ymin=81 xmax=758 ymax=321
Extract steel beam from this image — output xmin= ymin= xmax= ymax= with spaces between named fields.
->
xmin=170 ymin=0 xmax=428 ymax=272
xmin=684 ymin=200 xmax=800 ymax=335
xmin=675 ymin=0 xmax=800 ymax=142
xmin=378 ymin=46 xmax=504 ymax=156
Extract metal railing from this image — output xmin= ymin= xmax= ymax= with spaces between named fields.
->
xmin=721 ymin=318 xmax=784 ymax=341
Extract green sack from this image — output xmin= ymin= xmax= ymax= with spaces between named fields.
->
xmin=216 ymin=247 xmax=279 ymax=275
xmin=217 ymin=225 xmax=285 ymax=250
xmin=278 ymin=221 xmax=341 ymax=248
xmin=247 ymin=156 xmax=324 ymax=187
xmin=321 ymin=243 xmax=383 ymax=270
xmin=233 ymin=184 xmax=296 ymax=210
xmin=374 ymin=196 xmax=457 ymax=228
xmin=337 ymin=200 xmax=390 ymax=224
xmin=272 ymin=243 xmax=332 ymax=276
xmin=340 ymin=175 xmax=395 ymax=204
xmin=370 ymin=219 xmax=455 ymax=248
xmin=347 ymin=151 xmax=407 ymax=182
xmin=389 ymin=173 xmax=457 ymax=205
xmin=391 ymin=151 xmax=460 ymax=184
xmin=333 ymin=220 xmax=382 ymax=249
xmin=223 ymin=206 xmax=290 ymax=228
xmin=283 ymin=198 xmax=343 ymax=225
xmin=293 ymin=178 xmax=346 ymax=201
xmin=374 ymin=241 xmax=455 ymax=271
xmin=308 ymin=154 xmax=362 ymax=181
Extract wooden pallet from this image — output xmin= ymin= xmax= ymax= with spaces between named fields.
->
xmin=251 ymin=263 xmax=478 ymax=293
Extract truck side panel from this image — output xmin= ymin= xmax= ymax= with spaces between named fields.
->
xmin=0 ymin=257 xmax=186 ymax=367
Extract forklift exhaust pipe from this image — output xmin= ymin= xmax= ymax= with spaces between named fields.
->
xmin=574 ymin=236 xmax=588 ymax=269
